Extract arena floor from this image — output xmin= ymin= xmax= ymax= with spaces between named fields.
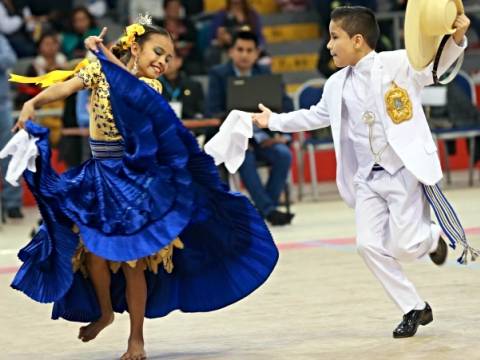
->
xmin=1 ymin=173 xmax=479 ymax=360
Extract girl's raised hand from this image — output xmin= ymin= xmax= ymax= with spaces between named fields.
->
xmin=84 ymin=27 xmax=108 ymax=53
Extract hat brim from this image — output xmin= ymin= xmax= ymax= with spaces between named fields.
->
xmin=404 ymin=0 xmax=464 ymax=71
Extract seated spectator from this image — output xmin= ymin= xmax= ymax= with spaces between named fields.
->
xmin=157 ymin=0 xmax=202 ymax=74
xmin=15 ymin=31 xmax=67 ymax=145
xmin=159 ymin=49 xmax=213 ymax=144
xmin=205 ymin=0 xmax=265 ymax=68
xmin=159 ymin=50 xmax=205 ymax=120
xmin=15 ymin=31 xmax=68 ymax=106
xmin=0 ymin=0 xmax=36 ymax=57
xmin=206 ymin=30 xmax=294 ymax=226
xmin=61 ymin=6 xmax=100 ymax=59
xmin=0 ymin=34 xmax=23 ymax=219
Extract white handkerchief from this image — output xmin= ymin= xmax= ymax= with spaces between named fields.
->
xmin=204 ymin=110 xmax=253 ymax=173
xmin=0 ymin=129 xmax=39 ymax=186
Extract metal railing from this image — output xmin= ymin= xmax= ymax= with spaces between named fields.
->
xmin=11 ymin=108 xmax=63 ymax=119
xmin=11 ymin=108 xmax=221 ymax=134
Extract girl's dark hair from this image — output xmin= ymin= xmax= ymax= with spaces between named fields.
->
xmin=71 ymin=6 xmax=97 ymax=33
xmin=331 ymin=6 xmax=379 ymax=50
xmin=111 ymin=24 xmax=172 ymax=64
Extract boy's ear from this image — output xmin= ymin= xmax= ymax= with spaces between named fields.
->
xmin=353 ymin=34 xmax=365 ymax=49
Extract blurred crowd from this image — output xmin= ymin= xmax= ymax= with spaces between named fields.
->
xmin=1 ymin=0 xmax=479 ymax=223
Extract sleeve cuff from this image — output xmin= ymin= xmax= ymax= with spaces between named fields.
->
xmin=452 ymin=35 xmax=468 ymax=49
xmin=268 ymin=113 xmax=282 ymax=131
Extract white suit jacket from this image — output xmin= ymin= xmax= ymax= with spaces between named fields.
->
xmin=269 ymin=38 xmax=466 ymax=208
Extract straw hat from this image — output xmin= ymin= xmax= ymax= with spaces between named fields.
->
xmin=404 ymin=0 xmax=464 ymax=71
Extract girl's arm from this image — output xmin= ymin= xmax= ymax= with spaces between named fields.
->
xmin=13 ymin=76 xmax=85 ymax=131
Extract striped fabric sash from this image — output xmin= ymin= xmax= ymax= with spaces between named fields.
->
xmin=89 ymin=139 xmax=124 ymax=159
xmin=422 ymin=184 xmax=479 ymax=264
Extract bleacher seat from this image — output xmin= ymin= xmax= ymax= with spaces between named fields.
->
xmin=203 ymin=0 xmax=279 ymax=14
xmin=455 ymin=70 xmax=477 ymax=105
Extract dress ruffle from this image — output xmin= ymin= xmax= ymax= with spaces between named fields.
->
xmin=11 ymin=51 xmax=278 ymax=322
xmin=72 ymin=238 xmax=184 ymax=277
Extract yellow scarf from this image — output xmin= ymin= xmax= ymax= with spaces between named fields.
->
xmin=9 ymin=58 xmax=90 ymax=88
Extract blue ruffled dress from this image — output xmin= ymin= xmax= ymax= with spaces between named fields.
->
xmin=11 ymin=52 xmax=278 ymax=322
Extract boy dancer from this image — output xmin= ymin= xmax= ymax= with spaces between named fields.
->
xmin=253 ymin=5 xmax=472 ymax=338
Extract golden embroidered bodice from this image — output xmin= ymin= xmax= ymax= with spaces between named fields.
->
xmin=76 ymin=60 xmax=163 ymax=141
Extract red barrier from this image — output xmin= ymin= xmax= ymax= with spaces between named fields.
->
xmin=22 ymin=148 xmax=67 ymax=206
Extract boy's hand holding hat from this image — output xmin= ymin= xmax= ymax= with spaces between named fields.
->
xmin=405 ymin=0 xmax=469 ymax=71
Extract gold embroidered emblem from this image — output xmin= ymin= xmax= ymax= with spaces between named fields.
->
xmin=385 ymin=82 xmax=413 ymax=124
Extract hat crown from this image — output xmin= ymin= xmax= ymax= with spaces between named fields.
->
xmin=404 ymin=0 xmax=464 ymax=70
xmin=421 ymin=0 xmax=459 ymax=36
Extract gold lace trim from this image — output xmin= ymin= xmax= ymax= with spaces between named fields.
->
xmin=72 ymin=237 xmax=184 ymax=277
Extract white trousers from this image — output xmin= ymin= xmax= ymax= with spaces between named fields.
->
xmin=355 ymin=167 xmax=442 ymax=314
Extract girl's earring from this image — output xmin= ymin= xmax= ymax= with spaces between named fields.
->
xmin=131 ymin=57 xmax=139 ymax=75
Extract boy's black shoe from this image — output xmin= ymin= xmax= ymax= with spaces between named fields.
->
xmin=429 ymin=236 xmax=447 ymax=265
xmin=393 ymin=302 xmax=433 ymax=338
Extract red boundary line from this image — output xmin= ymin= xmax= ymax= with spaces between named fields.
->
xmin=1 ymin=227 xmax=479 ymax=275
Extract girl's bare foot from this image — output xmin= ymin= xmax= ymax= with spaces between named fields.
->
xmin=78 ymin=313 xmax=114 ymax=342
xmin=120 ymin=338 xmax=146 ymax=360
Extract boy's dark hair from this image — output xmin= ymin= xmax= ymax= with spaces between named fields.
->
xmin=111 ymin=25 xmax=173 ymax=64
xmin=331 ymin=6 xmax=379 ymax=50
xmin=231 ymin=29 xmax=259 ymax=49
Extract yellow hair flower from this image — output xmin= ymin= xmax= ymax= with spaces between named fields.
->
xmin=120 ymin=23 xmax=145 ymax=50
